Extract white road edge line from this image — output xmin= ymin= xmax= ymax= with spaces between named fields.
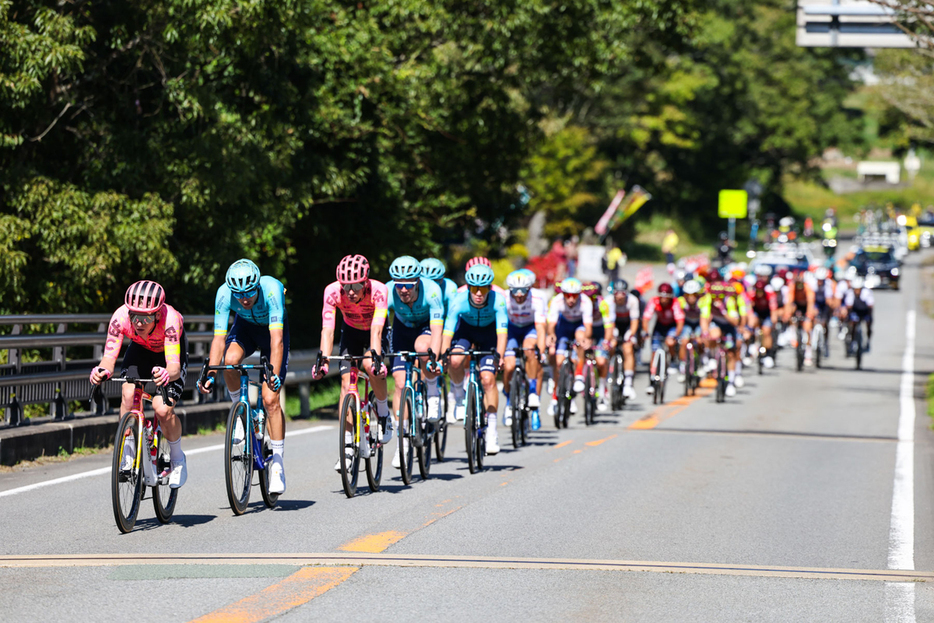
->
xmin=885 ymin=309 xmax=915 ymax=623
xmin=0 ymin=424 xmax=333 ymax=499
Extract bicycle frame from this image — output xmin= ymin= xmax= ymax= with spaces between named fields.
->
xmin=201 ymin=361 xmax=272 ymax=472
xmin=389 ymin=350 xmax=431 ymax=439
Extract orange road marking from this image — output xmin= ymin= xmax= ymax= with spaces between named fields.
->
xmin=573 ymin=450 xmax=582 ymax=454
xmin=699 ymin=378 xmax=717 ymax=389
xmin=422 ymin=505 xmax=463 ymax=528
xmin=551 ymin=440 xmax=573 ymax=450
xmin=338 ymin=531 xmax=406 ymax=553
xmin=629 ymin=415 xmax=659 ymax=430
xmin=585 ymin=434 xmax=618 ymax=447
xmin=191 ymin=566 xmax=358 ymax=623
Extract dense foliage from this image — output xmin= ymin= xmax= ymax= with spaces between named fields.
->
xmin=0 ymin=0 xmax=860 ymax=343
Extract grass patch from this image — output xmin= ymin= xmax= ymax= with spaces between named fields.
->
xmin=196 ymin=420 xmax=227 ymax=436
xmin=629 ymin=213 xmax=714 ymax=261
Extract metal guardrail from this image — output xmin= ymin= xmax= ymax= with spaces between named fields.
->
xmin=0 ymin=314 xmax=335 ymax=426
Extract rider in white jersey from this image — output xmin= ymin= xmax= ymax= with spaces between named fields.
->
xmin=503 ymin=270 xmax=547 ymax=429
xmin=546 ymin=278 xmax=593 ymax=416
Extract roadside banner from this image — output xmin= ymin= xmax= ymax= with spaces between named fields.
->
xmin=634 ymin=266 xmax=655 ymax=293
xmin=595 ymin=190 xmax=626 ymax=236
xmin=598 ymin=186 xmax=652 ymax=243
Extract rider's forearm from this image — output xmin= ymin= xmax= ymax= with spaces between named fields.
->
xmin=97 ymin=355 xmax=117 ymax=374
xmin=496 ymin=333 xmax=507 ymax=359
xmin=208 ymin=335 xmax=227 ymax=367
xmin=319 ymin=328 xmax=334 ymax=361
xmin=441 ymin=334 xmax=453 ymax=354
xmin=429 ymin=325 xmax=443 ymax=357
xmin=269 ymin=329 xmax=285 ymax=376
xmin=369 ymin=325 xmax=383 ymax=356
xmin=166 ymin=362 xmax=181 ymax=381
xmin=535 ymin=322 xmax=546 ymax=352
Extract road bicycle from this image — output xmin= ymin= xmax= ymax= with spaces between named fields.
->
xmin=198 ymin=358 xmax=278 ymax=514
xmin=683 ymin=336 xmax=701 ymax=397
xmin=845 ymin=315 xmax=866 ymax=370
xmin=648 ymin=342 xmax=667 ymax=405
xmin=812 ymin=320 xmax=826 ymax=369
xmin=581 ymin=345 xmax=598 ymax=426
xmin=434 ymin=374 xmax=449 ymax=462
xmin=445 ymin=348 xmax=498 ymax=474
xmin=710 ymin=335 xmax=730 ymax=403
xmin=785 ymin=313 xmax=807 ymax=372
xmin=385 ymin=349 xmax=440 ymax=484
xmin=553 ymin=342 xmax=581 ymax=429
xmin=508 ymin=346 xmax=539 ymax=448
xmin=92 ymin=375 xmax=176 ymax=534
xmin=607 ymin=342 xmax=627 ymax=411
xmin=314 ymin=350 xmax=384 ymax=498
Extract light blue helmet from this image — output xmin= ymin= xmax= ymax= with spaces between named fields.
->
xmin=420 ymin=258 xmax=446 ymax=280
xmin=506 ymin=270 xmax=535 ymax=289
xmin=389 ymin=255 xmax=422 ymax=280
xmin=465 ymin=264 xmax=495 ymax=287
xmin=225 ymin=259 xmax=261 ymax=294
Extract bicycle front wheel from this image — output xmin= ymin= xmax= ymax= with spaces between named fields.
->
xmin=152 ymin=427 xmax=177 ymax=524
xmin=416 ymin=387 xmax=432 ymax=480
xmin=399 ymin=390 xmax=415 ymax=485
xmin=510 ymin=371 xmax=522 ymax=448
xmin=112 ymin=412 xmax=144 ymax=534
xmin=258 ymin=417 xmax=279 ymax=509
xmin=365 ymin=403 xmax=383 ymax=492
xmin=225 ymin=401 xmax=253 ymax=515
xmin=465 ymin=385 xmax=478 ymax=474
xmin=339 ymin=393 xmax=360 ymax=498
xmin=583 ymin=367 xmax=593 ymax=426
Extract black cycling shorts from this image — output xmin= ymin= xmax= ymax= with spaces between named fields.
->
xmin=120 ymin=331 xmax=189 ymax=404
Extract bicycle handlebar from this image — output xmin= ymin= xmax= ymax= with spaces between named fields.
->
xmin=198 ymin=356 xmax=274 ymax=388
xmin=89 ymin=373 xmax=170 ymax=406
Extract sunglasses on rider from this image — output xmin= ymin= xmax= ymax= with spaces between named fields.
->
xmin=394 ymin=280 xmax=418 ymax=291
xmin=510 ymin=287 xmax=530 ymax=296
xmin=342 ymin=283 xmax=366 ymax=294
xmin=469 ymin=285 xmax=490 ymax=295
xmin=130 ymin=313 xmax=156 ymax=325
xmin=233 ymin=288 xmax=258 ymax=301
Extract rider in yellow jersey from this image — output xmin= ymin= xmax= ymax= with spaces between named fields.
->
xmin=582 ymin=282 xmax=615 ymax=412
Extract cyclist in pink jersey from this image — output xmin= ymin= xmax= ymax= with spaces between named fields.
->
xmin=313 ymin=255 xmax=393 ymax=471
xmin=89 ymin=281 xmax=189 ymax=488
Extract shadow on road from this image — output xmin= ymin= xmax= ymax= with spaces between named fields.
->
xmin=128 ymin=514 xmax=215 ymax=532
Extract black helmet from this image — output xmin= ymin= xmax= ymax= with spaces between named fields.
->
xmin=612 ymin=278 xmax=629 ymax=293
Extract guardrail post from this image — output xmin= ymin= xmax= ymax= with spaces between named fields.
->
xmin=53 ymin=387 xmax=70 ymax=421
xmin=94 ymin=323 xmax=105 ymax=360
xmin=8 ymin=393 xmax=23 ymax=426
xmin=51 ymin=323 xmax=66 ymax=418
xmin=299 ymin=382 xmax=311 ymax=418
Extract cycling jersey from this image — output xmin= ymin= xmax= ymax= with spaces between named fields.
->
xmin=589 ymin=296 xmax=614 ymax=332
xmin=386 ymin=277 xmax=444 ymax=329
xmin=105 ymin=304 xmax=185 ymax=366
xmin=322 ymin=280 xmax=389 ymax=331
xmin=678 ymin=296 xmax=702 ymax=325
xmin=698 ymin=292 xmax=743 ymax=321
xmin=443 ymin=290 xmax=508 ymax=335
xmin=611 ymin=294 xmax=640 ymax=329
xmin=436 ymin=277 xmax=459 ymax=316
xmin=843 ymin=288 xmax=874 ymax=310
xmin=547 ymin=294 xmax=594 ymax=326
xmin=750 ymin=287 xmax=778 ymax=314
xmin=642 ymin=297 xmax=685 ymax=326
xmin=506 ymin=290 xmax=546 ymax=327
xmin=214 ymin=276 xmax=286 ymax=334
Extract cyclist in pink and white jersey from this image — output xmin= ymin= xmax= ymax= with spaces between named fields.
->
xmin=90 ymin=281 xmax=189 ymax=488
xmin=312 ymin=255 xmax=392 ymax=472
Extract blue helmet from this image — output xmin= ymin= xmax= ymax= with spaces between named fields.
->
xmin=465 ymin=264 xmax=495 ymax=287
xmin=225 ymin=259 xmax=261 ymax=294
xmin=420 ymin=258 xmax=446 ymax=280
xmin=389 ymin=255 xmax=422 ymax=281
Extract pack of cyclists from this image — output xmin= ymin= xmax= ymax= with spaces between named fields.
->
xmin=89 ymin=251 xmax=876 ymax=498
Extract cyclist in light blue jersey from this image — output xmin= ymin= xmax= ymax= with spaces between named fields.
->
xmin=442 ymin=262 xmax=507 ymax=454
xmin=421 ymin=258 xmax=458 ymax=317
xmin=386 ymin=256 xmax=445 ymax=469
xmin=199 ymin=259 xmax=290 ymax=494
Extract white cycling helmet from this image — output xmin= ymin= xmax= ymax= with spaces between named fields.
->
xmin=754 ymin=264 xmax=771 ymax=277
xmin=682 ymin=280 xmax=702 ymax=295
xmin=560 ymin=278 xmax=582 ymax=294
xmin=769 ymin=276 xmax=785 ymax=291
xmin=814 ymin=266 xmax=829 ymax=280
xmin=851 ymin=276 xmax=865 ymax=289
xmin=506 ymin=270 xmax=535 ymax=289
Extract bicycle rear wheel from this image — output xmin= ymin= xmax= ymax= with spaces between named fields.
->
xmin=225 ymin=401 xmax=253 ymax=515
xmin=795 ymin=327 xmax=804 ymax=372
xmin=152 ymin=427 xmax=177 ymax=524
xmin=583 ymin=366 xmax=593 ymax=426
xmin=855 ymin=327 xmax=863 ymax=370
xmin=258 ymin=418 xmax=279 ymax=509
xmin=365 ymin=396 xmax=383 ymax=492
xmin=338 ymin=393 xmax=360 ymax=498
xmin=814 ymin=326 xmax=823 ymax=369
xmin=610 ymin=351 xmax=624 ymax=409
xmin=399 ymin=389 xmax=415 ymax=485
xmin=465 ymin=385 xmax=479 ymax=474
xmin=416 ymin=387 xmax=432 ymax=480
xmin=112 ymin=412 xmax=144 ymax=533
xmin=555 ymin=363 xmax=567 ymax=429
xmin=510 ymin=371 xmax=522 ymax=448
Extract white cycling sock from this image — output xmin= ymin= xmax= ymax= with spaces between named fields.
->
xmin=168 ymin=438 xmax=183 ymax=462
xmin=344 ymin=431 xmax=353 ymax=446
xmin=270 ymin=439 xmax=284 ymax=460
xmin=228 ymin=389 xmax=241 ymax=403
xmin=487 ymin=412 xmax=497 ymax=433
xmin=734 ymin=361 xmax=742 ymax=376
xmin=599 ymin=378 xmax=607 ymax=394
xmin=452 ymin=380 xmax=466 ymax=405
xmin=425 ymin=375 xmax=440 ymax=397
xmin=624 ymin=371 xmax=634 ymax=385
xmin=375 ymin=398 xmax=389 ymax=418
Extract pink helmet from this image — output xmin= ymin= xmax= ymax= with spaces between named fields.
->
xmin=125 ymin=280 xmax=165 ymax=314
xmin=465 ymin=257 xmax=492 ymax=270
xmin=337 ymin=255 xmax=370 ymax=284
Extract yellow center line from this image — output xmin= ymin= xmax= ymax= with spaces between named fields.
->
xmin=551 ymin=440 xmax=574 ymax=450
xmin=190 ymin=566 xmax=358 ymax=623
xmin=338 ymin=531 xmax=407 ymax=553
xmin=585 ymin=434 xmax=618 ymax=447
xmin=628 ymin=384 xmax=713 ymax=430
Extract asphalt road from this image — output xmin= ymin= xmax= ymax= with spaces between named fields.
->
xmin=1 ymin=255 xmax=933 ymax=622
